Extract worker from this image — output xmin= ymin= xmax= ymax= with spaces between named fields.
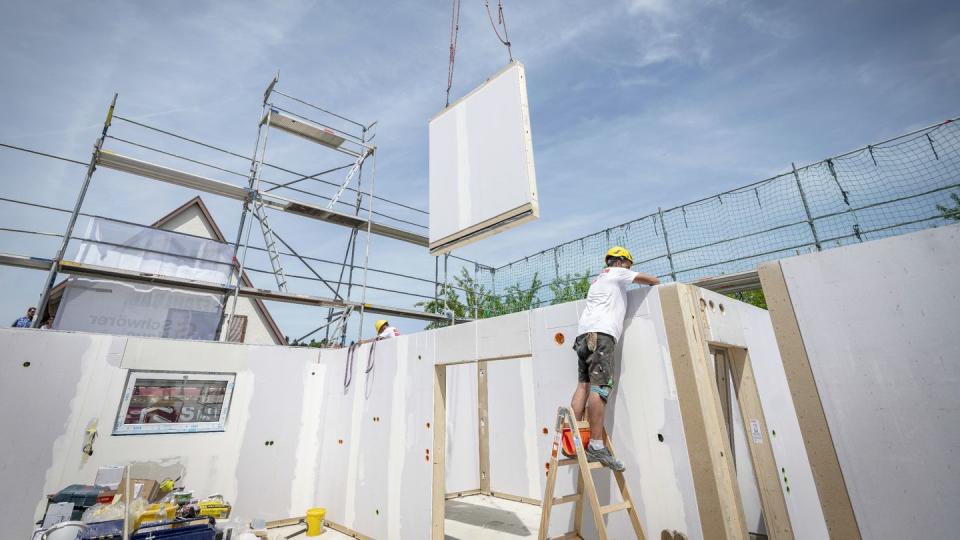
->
xmin=374 ymin=319 xmax=400 ymax=340
xmin=571 ymin=247 xmax=660 ymax=471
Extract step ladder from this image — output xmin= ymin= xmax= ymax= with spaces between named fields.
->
xmin=251 ymin=195 xmax=288 ymax=292
xmin=539 ymin=406 xmax=646 ymax=540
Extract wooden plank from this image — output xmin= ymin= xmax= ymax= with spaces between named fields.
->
xmin=573 ymin=470 xmax=585 ymax=536
xmin=758 ymin=262 xmax=862 ymax=539
xmin=491 ymin=491 xmax=542 ymax=505
xmin=659 ymin=283 xmax=748 ymax=540
xmin=265 ymin=517 xmax=372 ymax=540
xmin=599 ymin=501 xmax=632 ymax=514
xmin=728 ymin=348 xmax=795 ymax=540
xmin=553 ymin=494 xmax=582 ymax=505
xmin=445 ymin=489 xmax=482 ymax=499
xmin=605 ymin=435 xmax=646 ymax=539
xmin=537 ymin=427 xmax=562 ymax=540
xmin=571 ymin=420 xmax=607 ymax=540
xmin=478 ymin=361 xmax=491 ymax=495
xmin=547 ymin=532 xmax=582 ymax=540
xmin=431 ymin=364 xmax=447 ymax=540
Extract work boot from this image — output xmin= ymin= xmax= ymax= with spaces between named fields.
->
xmin=585 ymin=446 xmax=625 ymax=472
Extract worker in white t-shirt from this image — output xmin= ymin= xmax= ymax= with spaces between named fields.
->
xmin=571 ymin=246 xmax=660 ymax=471
xmin=374 ymin=319 xmax=400 ymax=340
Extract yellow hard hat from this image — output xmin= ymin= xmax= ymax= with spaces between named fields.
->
xmin=605 ymin=246 xmax=634 ymax=265
xmin=374 ymin=319 xmax=389 ymax=333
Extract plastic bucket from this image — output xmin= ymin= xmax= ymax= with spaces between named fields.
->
xmin=306 ymin=507 xmax=326 ymax=536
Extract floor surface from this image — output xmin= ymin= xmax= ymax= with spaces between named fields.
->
xmin=444 ymin=494 xmax=542 ymax=539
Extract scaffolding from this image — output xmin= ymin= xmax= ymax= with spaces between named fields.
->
xmin=4 ymin=80 xmax=473 ymax=342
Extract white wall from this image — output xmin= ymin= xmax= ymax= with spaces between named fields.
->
xmin=0 ymin=329 xmax=433 ymax=539
xmin=776 ymin=223 xmax=960 ymax=539
xmin=3 ymin=279 xmax=819 ymax=539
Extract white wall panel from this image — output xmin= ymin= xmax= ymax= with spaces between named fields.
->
xmin=778 ymin=224 xmax=960 ymax=539
xmin=428 ymin=61 xmax=538 ymax=254
xmin=435 ymin=322 xmax=476 ymax=365
xmin=3 ymin=272 xmax=824 ymax=540
xmin=477 ymin=311 xmax=531 ymax=359
xmin=445 ymin=362 xmax=479 ymax=493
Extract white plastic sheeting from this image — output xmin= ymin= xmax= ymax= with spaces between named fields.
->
xmin=428 ymin=61 xmax=539 ymax=254
xmin=55 ymin=277 xmax=222 ymax=340
xmin=70 ymin=217 xmax=233 ymax=284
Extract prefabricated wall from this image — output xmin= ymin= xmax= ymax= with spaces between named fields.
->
xmin=3 ymin=281 xmax=824 ymax=539
xmin=1 ymin=329 xmax=436 ymax=539
xmin=759 ymin=223 xmax=960 ymax=539
xmin=436 ymin=284 xmax=826 ymax=540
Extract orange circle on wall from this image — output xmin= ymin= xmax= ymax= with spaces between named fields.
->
xmin=554 ymin=333 xmax=565 ymax=345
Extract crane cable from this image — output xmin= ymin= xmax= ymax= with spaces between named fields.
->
xmin=484 ymin=0 xmax=513 ymax=61
xmin=446 ymin=0 xmax=463 ymax=107
xmin=446 ymin=0 xmax=515 ymax=108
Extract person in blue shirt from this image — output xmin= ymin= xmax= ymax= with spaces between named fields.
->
xmin=11 ymin=306 xmax=36 ymax=328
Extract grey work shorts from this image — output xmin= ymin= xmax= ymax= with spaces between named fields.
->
xmin=573 ymin=332 xmax=616 ymax=401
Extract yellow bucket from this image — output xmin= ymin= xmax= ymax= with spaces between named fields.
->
xmin=305 ymin=507 xmax=326 ymax=536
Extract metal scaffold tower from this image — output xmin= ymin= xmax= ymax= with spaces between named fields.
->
xmin=25 ymin=81 xmax=458 ymax=338
xmin=226 ymin=75 xmax=380 ymax=344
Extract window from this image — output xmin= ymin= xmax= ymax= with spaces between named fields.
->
xmin=226 ymin=315 xmax=248 ymax=343
xmin=114 ymin=371 xmax=236 ymax=435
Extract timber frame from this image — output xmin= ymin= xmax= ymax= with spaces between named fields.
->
xmin=758 ymin=262 xmax=861 ymax=539
xmin=431 ymin=282 xmax=797 ymax=540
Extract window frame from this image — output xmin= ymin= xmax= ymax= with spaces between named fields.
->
xmin=113 ymin=370 xmax=236 ymax=435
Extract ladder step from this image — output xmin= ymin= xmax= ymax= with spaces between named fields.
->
xmin=600 ymin=500 xmax=632 ymax=514
xmin=558 ymin=459 xmax=602 ymax=469
xmin=547 ymin=533 xmax=581 ymax=540
xmin=551 ymin=494 xmax=581 ymax=505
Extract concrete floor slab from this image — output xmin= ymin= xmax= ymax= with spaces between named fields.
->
xmin=445 ymin=494 xmax=541 ymax=539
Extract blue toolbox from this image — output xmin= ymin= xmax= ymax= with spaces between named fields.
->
xmin=82 ymin=519 xmax=123 ymax=539
xmin=131 ymin=518 xmax=216 ymax=540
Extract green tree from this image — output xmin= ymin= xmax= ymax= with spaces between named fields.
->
xmin=937 ymin=193 xmax=960 ymax=221
xmin=416 ymin=269 xmax=543 ymax=326
xmin=415 ymin=281 xmax=467 ymax=329
xmin=728 ymin=288 xmax=767 ymax=309
xmin=498 ymin=273 xmax=543 ymax=314
xmin=549 ymin=272 xmax=591 ymax=305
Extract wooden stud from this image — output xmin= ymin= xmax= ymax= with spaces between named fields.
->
xmin=431 ymin=364 xmax=447 ymax=540
xmin=660 ymin=283 xmax=748 ymax=540
xmin=490 ymin=491 xmax=542 ymax=505
xmin=605 ymin=433 xmax=646 ymax=539
xmin=758 ymin=262 xmax=862 ymax=539
xmin=445 ymin=489 xmax=482 ymax=499
xmin=478 ymin=361 xmax=491 ymax=495
xmin=728 ymin=347 xmax=795 ymax=540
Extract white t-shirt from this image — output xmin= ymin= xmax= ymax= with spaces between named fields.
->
xmin=378 ymin=326 xmax=400 ymax=339
xmin=577 ymin=267 xmax=640 ymax=341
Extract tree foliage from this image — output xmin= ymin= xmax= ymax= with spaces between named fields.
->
xmin=416 ymin=268 xmax=542 ymax=328
xmin=549 ymin=272 xmax=592 ymax=305
xmin=728 ymin=288 xmax=767 ymax=309
xmin=937 ymin=193 xmax=960 ymax=221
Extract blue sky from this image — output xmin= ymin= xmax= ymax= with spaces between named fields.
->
xmin=1 ymin=0 xmax=957 ymax=339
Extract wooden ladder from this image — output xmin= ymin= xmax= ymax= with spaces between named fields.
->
xmin=538 ymin=406 xmax=647 ymax=540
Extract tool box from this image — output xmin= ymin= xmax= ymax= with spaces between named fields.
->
xmin=131 ymin=518 xmax=216 ymax=540
xmin=47 ymin=484 xmax=105 ymax=520
xmin=82 ymin=519 xmax=123 ymax=539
